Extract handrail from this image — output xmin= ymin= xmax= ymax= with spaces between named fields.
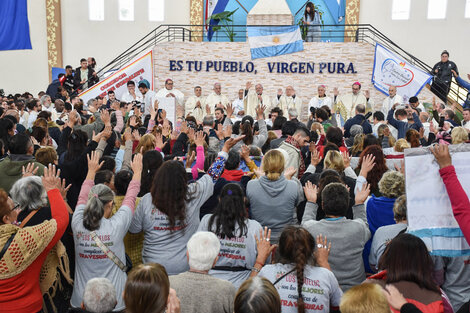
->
xmin=86 ymin=24 xmax=467 ymax=107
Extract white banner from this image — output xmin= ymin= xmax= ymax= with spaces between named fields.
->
xmin=405 ymin=145 xmax=470 ymax=257
xmin=372 ymin=44 xmax=432 ymax=101
xmin=156 ymin=97 xmax=176 ymax=126
xmin=79 ymin=50 xmax=154 ymax=103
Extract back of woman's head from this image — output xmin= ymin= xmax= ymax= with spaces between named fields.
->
xmin=340 ymin=283 xmax=390 ymax=313
xmin=235 ymin=277 xmax=281 ymax=313
xmin=273 ymin=116 xmax=287 ymax=131
xmin=35 ymin=146 xmax=58 ymax=166
xmin=324 ymin=150 xmax=345 ymax=173
xmin=140 ymin=150 xmax=163 ymax=196
xmin=94 ymin=170 xmax=114 ymax=185
xmin=210 ymin=183 xmax=247 ymax=238
xmin=378 ymin=233 xmax=439 ymax=292
xmin=405 ymin=129 xmax=420 ymax=148
xmin=451 ymin=126 xmax=469 ymax=144
xmin=262 ymin=149 xmax=284 ymax=181
xmin=10 ymin=176 xmax=47 ymax=211
xmin=358 ymin=145 xmax=388 ymax=191
xmin=350 ymin=133 xmax=365 ymax=155
xmin=378 ymin=171 xmax=404 ymax=199
xmin=0 ymin=118 xmax=14 ymax=143
xmin=66 ymin=130 xmax=88 ymax=161
xmin=393 ymin=195 xmax=407 ymax=222
xmin=83 ymin=184 xmax=115 ymax=231
xmin=326 ymin=126 xmax=343 ymax=147
xmin=394 ymin=139 xmax=410 ymax=152
xmin=124 ymin=263 xmax=169 ymax=313
xmin=115 ymin=170 xmax=133 ymax=196
xmin=278 ymin=226 xmax=315 ymax=313
xmin=240 ymin=120 xmax=254 ymax=145
xmin=151 ymin=161 xmax=189 ymax=228
xmin=363 ymin=134 xmax=380 ymax=149
xmin=136 ymin=133 xmax=157 ymax=155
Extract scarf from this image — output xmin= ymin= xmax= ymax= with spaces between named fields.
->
xmin=0 ymin=220 xmax=57 ymax=279
xmin=221 ymin=169 xmax=245 ymax=182
xmin=284 ymin=136 xmax=306 ymax=179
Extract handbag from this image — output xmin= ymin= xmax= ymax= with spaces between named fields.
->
xmin=90 ymin=231 xmax=132 ymax=273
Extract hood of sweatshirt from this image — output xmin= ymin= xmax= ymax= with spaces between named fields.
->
xmin=258 ymin=175 xmax=288 ymax=197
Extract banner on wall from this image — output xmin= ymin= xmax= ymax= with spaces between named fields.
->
xmin=405 ymin=144 xmax=470 ymax=257
xmin=78 ymin=50 xmax=154 ymax=103
xmin=372 ymin=44 xmax=432 ymax=100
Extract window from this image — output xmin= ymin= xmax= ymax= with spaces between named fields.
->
xmin=88 ymin=0 xmax=104 ymax=21
xmin=119 ymin=0 xmax=134 ymax=21
xmin=391 ymin=0 xmax=411 ymax=20
xmin=465 ymin=0 xmax=470 ymax=18
xmin=427 ymin=0 xmax=447 ymax=19
xmin=149 ymin=0 xmax=165 ymax=21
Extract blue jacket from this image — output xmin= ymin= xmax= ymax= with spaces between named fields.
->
xmin=456 ymin=76 xmax=470 ymax=109
xmin=343 ymin=114 xmax=372 ymax=138
xmin=387 ymin=109 xmax=423 ymax=139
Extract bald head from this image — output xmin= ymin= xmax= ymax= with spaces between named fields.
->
xmin=389 ymin=86 xmax=397 ymax=97
xmin=286 ymin=86 xmax=294 ymax=97
xmin=214 ymin=83 xmax=221 ymax=95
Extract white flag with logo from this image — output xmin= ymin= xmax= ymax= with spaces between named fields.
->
xmin=372 ymin=44 xmax=432 ymax=99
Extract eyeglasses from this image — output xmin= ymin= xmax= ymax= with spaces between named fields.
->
xmin=11 ymin=202 xmax=21 ymax=212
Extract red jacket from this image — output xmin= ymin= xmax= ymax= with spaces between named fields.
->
xmin=0 ymin=189 xmax=69 ymax=313
xmin=440 ymin=165 xmax=470 ymax=243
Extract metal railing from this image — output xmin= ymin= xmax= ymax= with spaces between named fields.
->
xmin=90 ymin=24 xmax=467 ymax=107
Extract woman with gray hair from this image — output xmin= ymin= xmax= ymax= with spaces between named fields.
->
xmin=369 ymin=195 xmax=407 ymax=272
xmin=71 ymin=150 xmax=142 ymax=311
xmin=79 ymin=277 xmax=117 ymax=313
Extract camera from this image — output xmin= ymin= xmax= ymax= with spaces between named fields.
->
xmin=0 ymin=89 xmax=4 ymax=97
xmin=131 ymin=100 xmax=141 ymax=107
xmin=310 ymin=107 xmax=316 ymax=114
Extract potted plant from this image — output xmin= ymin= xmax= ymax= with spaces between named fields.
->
xmin=207 ymin=8 xmax=238 ymax=42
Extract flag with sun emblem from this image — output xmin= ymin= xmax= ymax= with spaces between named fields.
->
xmin=247 ymin=26 xmax=303 ymax=60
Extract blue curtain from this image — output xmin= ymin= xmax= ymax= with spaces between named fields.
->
xmin=0 ymin=0 xmax=32 ymax=51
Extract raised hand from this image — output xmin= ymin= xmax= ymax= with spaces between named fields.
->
xmin=359 ymin=154 xmax=375 ymax=178
xmin=246 ymin=81 xmax=252 ymax=90
xmin=91 ymin=130 xmax=102 ymax=143
xmin=254 ymin=227 xmax=277 ymax=267
xmin=341 ymin=150 xmax=351 ymax=168
xmin=42 ymin=164 xmax=61 ymax=192
xmin=86 ymin=151 xmax=104 ymax=179
xmin=100 ymin=109 xmax=111 ymax=125
xmin=186 ymin=151 xmax=196 ymax=169
xmin=22 ymin=162 xmax=39 ymax=178
xmin=225 ymin=103 xmax=234 ymax=118
xmin=132 ymin=129 xmax=141 ymax=142
xmin=383 ymin=285 xmax=408 ymax=311
xmin=311 ymin=148 xmax=322 ymax=166
xmin=194 ymin=130 xmax=206 ymax=147
xmin=123 ymin=127 xmax=132 ymax=142
xmin=355 ymin=183 xmax=371 ymax=205
xmin=59 ymin=178 xmax=72 ymax=200
xmin=303 ymin=181 xmax=318 ymax=203
xmin=255 ymin=104 xmax=266 ymax=120
xmin=155 ymin=133 xmax=168 ymax=150
xmin=284 ymin=166 xmax=297 ymax=180
xmin=240 ymin=145 xmax=250 ymax=162
xmin=131 ymin=152 xmax=143 ymax=178
xmin=430 ymin=144 xmax=452 ymax=169
xmin=315 ymin=234 xmax=331 ymax=270
xmin=222 ymin=135 xmax=245 ymax=153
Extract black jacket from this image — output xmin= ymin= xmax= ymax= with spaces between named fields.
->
xmin=73 ymin=66 xmax=99 ymax=90
xmin=343 ymin=114 xmax=372 ymax=138
xmin=432 ymin=61 xmax=458 ymax=84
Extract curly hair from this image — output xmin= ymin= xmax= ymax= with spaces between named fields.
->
xmin=378 ymin=171 xmax=405 ymax=198
xmin=278 ymin=226 xmax=316 ymax=313
xmin=357 ymin=145 xmax=388 ymax=194
xmin=394 ymin=139 xmax=410 ymax=152
xmin=208 ymin=183 xmax=248 ymax=239
xmin=393 ymin=195 xmax=407 ymax=222
xmin=405 ymin=129 xmax=420 ymax=148
xmin=451 ymin=126 xmax=469 ymax=144
xmin=150 ymin=161 xmax=193 ymax=229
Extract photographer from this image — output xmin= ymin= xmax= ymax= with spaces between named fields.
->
xmin=431 ymin=50 xmax=458 ymax=103
xmin=387 ymin=103 xmax=423 ymax=139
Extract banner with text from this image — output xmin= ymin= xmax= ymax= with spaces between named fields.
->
xmin=405 ymin=144 xmax=470 ymax=257
xmin=79 ymin=50 xmax=154 ymax=103
xmin=372 ymin=44 xmax=431 ymax=101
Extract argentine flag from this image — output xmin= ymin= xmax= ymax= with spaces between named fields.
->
xmin=247 ymin=26 xmax=304 ymax=60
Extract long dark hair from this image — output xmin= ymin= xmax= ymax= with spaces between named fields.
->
xmin=278 ymin=226 xmax=316 ymax=313
xmin=150 ymin=161 xmax=192 ymax=228
xmin=139 ymin=150 xmax=163 ymax=197
xmin=357 ymin=145 xmax=388 ymax=194
xmin=241 ymin=121 xmax=254 ymax=145
xmin=208 ymin=183 xmax=248 ymax=239
xmin=304 ymin=2 xmax=315 ymax=20
xmin=65 ymin=130 xmax=88 ymax=161
xmin=378 ymin=233 xmax=440 ymax=293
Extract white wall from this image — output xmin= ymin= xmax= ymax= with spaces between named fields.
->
xmin=0 ymin=0 xmax=49 ymax=96
xmin=61 ymin=0 xmax=190 ymax=73
xmin=359 ymin=0 xmax=470 ymax=77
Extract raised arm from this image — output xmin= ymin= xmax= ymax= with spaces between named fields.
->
xmin=301 ymin=181 xmax=319 ymax=223
xmin=77 ymin=151 xmax=103 ymax=206
xmin=207 ymin=135 xmax=246 ymax=182
xmin=192 ymin=131 xmax=206 ymax=180
xmin=387 ymin=108 xmax=400 ymax=130
xmin=121 ymin=153 xmax=142 ymax=213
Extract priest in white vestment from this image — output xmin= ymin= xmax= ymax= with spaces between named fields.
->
xmin=244 ymin=81 xmax=272 ymax=117
xmin=185 ymin=86 xmax=206 ymax=123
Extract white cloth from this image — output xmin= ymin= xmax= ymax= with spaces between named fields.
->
xmin=27 ymin=111 xmax=38 ymax=129
xmin=275 ymin=95 xmax=303 ymax=117
xmin=121 ymin=90 xmax=143 ymax=103
xmin=185 ymin=96 xmax=206 ymax=122
xmin=206 ymin=92 xmax=229 ymax=115
xmin=463 ymin=120 xmax=470 ymax=131
xmin=308 ymin=96 xmax=333 ymax=110
xmin=156 ymin=87 xmax=185 ymax=106
xmin=244 ymin=90 xmax=272 ymax=117
xmin=232 ymin=98 xmax=245 ymax=117
xmin=142 ymin=90 xmax=157 ymax=116
xmin=380 ymin=94 xmax=403 ymax=114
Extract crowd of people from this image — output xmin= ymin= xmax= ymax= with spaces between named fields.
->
xmin=0 ymin=55 xmax=470 ymax=313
